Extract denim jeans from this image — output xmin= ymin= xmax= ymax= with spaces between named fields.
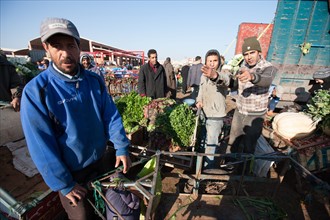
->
xmin=268 ymin=97 xmax=280 ymax=111
xmin=227 ymin=109 xmax=264 ymax=155
xmin=203 ymin=119 xmax=224 ymax=169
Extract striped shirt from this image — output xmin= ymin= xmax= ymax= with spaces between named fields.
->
xmin=236 ymin=57 xmax=277 ymax=115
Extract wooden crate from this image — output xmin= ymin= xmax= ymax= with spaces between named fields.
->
xmin=291 ymin=134 xmax=330 ymax=172
xmin=127 ymin=127 xmax=146 ymax=146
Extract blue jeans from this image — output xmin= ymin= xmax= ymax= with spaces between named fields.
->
xmin=203 ymin=119 xmax=224 ymax=169
xmin=268 ymin=97 xmax=280 ymax=111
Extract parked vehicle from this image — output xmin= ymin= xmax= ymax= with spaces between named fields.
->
xmin=234 ymin=0 xmax=329 ymax=103
xmin=267 ymin=0 xmax=330 ymax=102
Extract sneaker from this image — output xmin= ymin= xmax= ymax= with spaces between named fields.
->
xmin=183 ymin=179 xmax=194 ymax=193
xmin=220 ymin=164 xmax=235 ymax=172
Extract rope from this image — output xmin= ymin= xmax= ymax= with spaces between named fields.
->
xmin=93 ymin=181 xmax=106 ymax=214
xmin=223 ymin=38 xmax=237 ymax=56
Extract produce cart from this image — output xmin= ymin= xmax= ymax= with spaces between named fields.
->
xmin=89 ymin=154 xmax=162 ymax=220
xmin=263 ymin=118 xmax=330 ymax=194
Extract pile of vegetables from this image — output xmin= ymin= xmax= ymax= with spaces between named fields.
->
xmin=143 ymin=98 xmax=176 ymax=131
xmin=8 ymin=57 xmax=39 ymax=84
xmin=222 ymin=54 xmax=244 ymax=75
xmin=114 ymin=92 xmax=151 ymax=133
xmin=305 ymin=89 xmax=330 ymax=133
xmin=155 ymin=103 xmax=195 ymax=149
xmin=115 ymin=92 xmax=196 ymax=150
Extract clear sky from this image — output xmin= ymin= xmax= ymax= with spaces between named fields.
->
xmin=0 ymin=0 xmax=278 ymax=62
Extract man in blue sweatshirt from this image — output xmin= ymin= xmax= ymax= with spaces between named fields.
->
xmin=20 ymin=17 xmax=131 ymax=219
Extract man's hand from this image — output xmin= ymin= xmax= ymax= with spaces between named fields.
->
xmin=11 ymin=97 xmax=20 ymax=112
xmin=237 ymin=69 xmax=254 ymax=83
xmin=196 ymin=102 xmax=203 ymax=109
xmin=201 ymin=65 xmax=218 ymax=79
xmin=65 ymin=184 xmax=88 ymax=207
xmin=115 ymin=155 xmax=132 ymax=173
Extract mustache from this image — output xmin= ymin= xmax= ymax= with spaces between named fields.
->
xmin=60 ymin=57 xmax=76 ymax=64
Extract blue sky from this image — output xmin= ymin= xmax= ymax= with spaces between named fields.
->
xmin=0 ymin=0 xmax=278 ymax=61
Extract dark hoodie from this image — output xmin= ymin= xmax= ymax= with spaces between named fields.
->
xmin=204 ymin=49 xmax=222 ymax=72
xmin=0 ymin=54 xmax=23 ymax=102
xmin=80 ymin=53 xmax=101 ymax=75
xmin=309 ymin=76 xmax=330 ymax=95
xmin=309 ymin=68 xmax=330 ymax=95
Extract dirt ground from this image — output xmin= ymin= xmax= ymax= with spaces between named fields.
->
xmin=152 ymin=90 xmax=330 ymax=220
xmin=0 ymin=144 xmax=49 ymax=204
xmin=155 ymin=167 xmax=330 ymax=220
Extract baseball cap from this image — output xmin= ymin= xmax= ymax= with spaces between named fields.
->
xmin=40 ymin=18 xmax=80 ymax=43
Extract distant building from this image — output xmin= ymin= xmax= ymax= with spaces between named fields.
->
xmin=2 ymin=37 xmax=146 ymax=66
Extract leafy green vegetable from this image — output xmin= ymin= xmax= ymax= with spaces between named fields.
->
xmin=115 ymin=92 xmax=151 ymax=133
xmin=144 ymin=98 xmax=176 ymax=131
xmin=155 ymin=103 xmax=195 ymax=148
xmin=115 ymin=92 xmax=195 ymax=149
xmin=306 ymin=89 xmax=330 ymax=130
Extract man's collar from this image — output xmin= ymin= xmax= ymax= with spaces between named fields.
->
xmin=52 ymin=63 xmax=80 ymax=79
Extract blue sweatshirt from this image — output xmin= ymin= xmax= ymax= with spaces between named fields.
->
xmin=20 ymin=63 xmax=130 ymax=195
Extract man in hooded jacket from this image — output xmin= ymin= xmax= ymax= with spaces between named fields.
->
xmin=80 ymin=53 xmax=101 ymax=75
xmin=196 ymin=49 xmax=230 ymax=169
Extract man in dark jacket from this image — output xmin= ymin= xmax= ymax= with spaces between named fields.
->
xmin=0 ymin=51 xmax=24 ymax=111
xmin=163 ymin=57 xmax=176 ymax=99
xmin=308 ymin=68 xmax=330 ymax=96
xmin=187 ymin=56 xmax=203 ymax=100
xmin=181 ymin=63 xmax=190 ymax=94
xmin=138 ymin=49 xmax=167 ymax=99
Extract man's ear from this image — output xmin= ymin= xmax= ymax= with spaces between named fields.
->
xmin=42 ymin=42 xmax=51 ymax=58
xmin=42 ymin=42 xmax=48 ymax=50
